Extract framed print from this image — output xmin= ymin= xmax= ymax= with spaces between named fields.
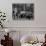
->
xmin=12 ymin=3 xmax=34 ymax=20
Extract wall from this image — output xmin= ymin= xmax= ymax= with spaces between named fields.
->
xmin=0 ymin=0 xmax=46 ymax=46
xmin=0 ymin=0 xmax=46 ymax=27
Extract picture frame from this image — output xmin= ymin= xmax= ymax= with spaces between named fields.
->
xmin=12 ymin=3 xmax=34 ymax=20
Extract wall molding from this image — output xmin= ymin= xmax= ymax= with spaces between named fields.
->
xmin=0 ymin=27 xmax=46 ymax=32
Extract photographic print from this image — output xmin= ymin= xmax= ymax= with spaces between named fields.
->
xmin=12 ymin=3 xmax=34 ymax=20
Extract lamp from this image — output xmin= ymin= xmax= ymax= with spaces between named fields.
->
xmin=5 ymin=29 xmax=10 ymax=36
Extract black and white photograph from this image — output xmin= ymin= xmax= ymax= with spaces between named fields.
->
xmin=12 ymin=4 xmax=34 ymax=20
